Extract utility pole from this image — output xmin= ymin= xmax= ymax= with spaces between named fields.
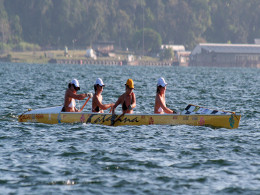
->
xmin=72 ymin=39 xmax=76 ymax=56
xmin=142 ymin=0 xmax=144 ymax=57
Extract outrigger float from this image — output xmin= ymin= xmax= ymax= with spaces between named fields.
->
xmin=18 ymin=104 xmax=241 ymax=129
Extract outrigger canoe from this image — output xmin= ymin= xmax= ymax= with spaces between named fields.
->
xmin=18 ymin=104 xmax=241 ymax=129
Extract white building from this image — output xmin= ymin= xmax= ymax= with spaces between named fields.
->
xmin=190 ymin=43 xmax=260 ymax=68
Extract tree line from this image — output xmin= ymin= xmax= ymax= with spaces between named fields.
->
xmin=1 ymin=0 xmax=260 ymax=54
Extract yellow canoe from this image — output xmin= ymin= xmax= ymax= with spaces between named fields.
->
xmin=18 ymin=105 xmax=241 ymax=129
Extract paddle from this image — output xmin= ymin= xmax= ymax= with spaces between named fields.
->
xmin=110 ymin=112 xmax=125 ymax=126
xmin=109 ymin=106 xmax=113 ymax=113
xmin=79 ymin=96 xmax=91 ymax=112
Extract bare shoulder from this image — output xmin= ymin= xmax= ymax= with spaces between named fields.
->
xmin=131 ymin=92 xmax=136 ymax=98
xmin=66 ymin=89 xmax=73 ymax=96
xmin=119 ymin=93 xmax=125 ymax=100
xmin=155 ymin=93 xmax=160 ymax=100
xmin=156 ymin=93 xmax=164 ymax=104
xmin=92 ymin=94 xmax=98 ymax=101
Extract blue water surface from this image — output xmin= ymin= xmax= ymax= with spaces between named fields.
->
xmin=0 ymin=62 xmax=259 ymax=194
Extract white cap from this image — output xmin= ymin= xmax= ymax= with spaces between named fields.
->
xmin=95 ymin=78 xmax=105 ymax=86
xmin=157 ymin=77 xmax=167 ymax=87
xmin=71 ymin=79 xmax=80 ymax=87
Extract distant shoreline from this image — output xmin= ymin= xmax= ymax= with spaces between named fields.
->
xmin=0 ymin=50 xmax=174 ymax=66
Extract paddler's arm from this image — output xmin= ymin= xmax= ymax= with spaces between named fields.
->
xmin=67 ymin=90 xmax=88 ymax=100
xmin=128 ymin=93 xmax=136 ymax=111
xmin=111 ymin=96 xmax=122 ymax=125
xmin=112 ymin=95 xmax=123 ymax=115
xmin=94 ymin=95 xmax=114 ymax=111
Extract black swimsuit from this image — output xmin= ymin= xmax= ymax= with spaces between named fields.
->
xmin=122 ymin=101 xmax=128 ymax=111
xmin=94 ymin=106 xmax=100 ymax=112
xmin=93 ymin=94 xmax=100 ymax=112
xmin=122 ymin=96 xmax=132 ymax=111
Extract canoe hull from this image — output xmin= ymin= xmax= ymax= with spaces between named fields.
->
xmin=18 ymin=108 xmax=241 ymax=129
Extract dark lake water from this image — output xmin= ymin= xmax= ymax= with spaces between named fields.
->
xmin=0 ymin=62 xmax=259 ymax=194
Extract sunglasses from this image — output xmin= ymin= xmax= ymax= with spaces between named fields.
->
xmin=73 ymin=84 xmax=80 ymax=91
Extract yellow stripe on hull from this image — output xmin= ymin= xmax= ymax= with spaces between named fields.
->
xmin=18 ymin=112 xmax=241 ymax=129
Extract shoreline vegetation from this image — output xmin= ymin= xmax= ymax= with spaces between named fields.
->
xmin=1 ymin=1 xmax=260 ymax=67
xmin=0 ymin=50 xmax=173 ymax=66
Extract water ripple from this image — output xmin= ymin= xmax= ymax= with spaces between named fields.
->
xmin=0 ymin=63 xmax=259 ymax=194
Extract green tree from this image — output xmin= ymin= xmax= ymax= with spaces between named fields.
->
xmin=2 ymin=0 xmax=260 ymax=52
xmin=9 ymin=15 xmax=22 ymax=44
xmin=114 ymin=9 xmax=132 ymax=49
xmin=160 ymin=48 xmax=174 ymax=61
xmin=80 ymin=1 xmax=107 ymax=45
xmin=0 ymin=0 xmax=10 ymax=44
xmin=132 ymin=28 xmax=162 ymax=54
xmin=171 ymin=0 xmax=211 ymax=49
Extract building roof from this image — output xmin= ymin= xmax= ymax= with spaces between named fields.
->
xmin=191 ymin=43 xmax=260 ymax=55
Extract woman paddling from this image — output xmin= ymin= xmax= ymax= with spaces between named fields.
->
xmin=112 ymin=79 xmax=136 ymax=115
xmin=62 ymin=79 xmax=92 ymax=112
xmin=92 ymin=78 xmax=114 ymax=113
xmin=154 ymin=77 xmax=176 ymax=114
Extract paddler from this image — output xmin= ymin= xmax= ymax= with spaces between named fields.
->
xmin=62 ymin=79 xmax=92 ymax=112
xmin=92 ymin=78 xmax=114 ymax=113
xmin=154 ymin=77 xmax=176 ymax=114
xmin=112 ymin=78 xmax=136 ymax=115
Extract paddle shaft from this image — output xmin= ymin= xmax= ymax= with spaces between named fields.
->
xmin=79 ymin=96 xmax=91 ymax=112
xmin=111 ymin=112 xmax=125 ymax=126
